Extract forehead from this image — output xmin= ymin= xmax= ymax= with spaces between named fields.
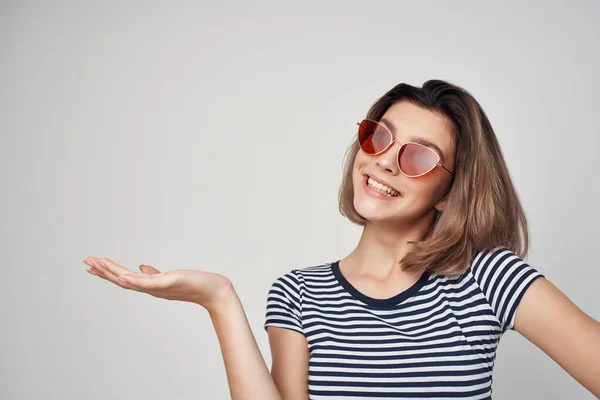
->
xmin=379 ymin=101 xmax=455 ymax=163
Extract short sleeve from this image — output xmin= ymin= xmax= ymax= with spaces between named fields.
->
xmin=264 ymin=270 xmax=303 ymax=335
xmin=470 ymin=247 xmax=545 ymax=332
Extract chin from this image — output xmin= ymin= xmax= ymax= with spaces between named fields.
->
xmin=353 ymin=196 xmax=396 ymax=222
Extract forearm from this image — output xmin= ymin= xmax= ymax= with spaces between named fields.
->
xmin=208 ymin=289 xmax=282 ymax=400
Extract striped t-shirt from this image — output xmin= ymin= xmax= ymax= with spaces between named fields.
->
xmin=264 ymin=246 xmax=544 ymax=399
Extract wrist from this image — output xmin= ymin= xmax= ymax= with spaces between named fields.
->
xmin=205 ymin=281 xmax=240 ymax=317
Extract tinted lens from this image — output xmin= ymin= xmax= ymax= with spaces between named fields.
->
xmin=399 ymin=143 xmax=439 ymax=176
xmin=358 ymin=120 xmax=392 ymax=154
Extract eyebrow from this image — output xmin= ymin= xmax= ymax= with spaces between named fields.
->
xmin=379 ymin=117 xmax=446 ymax=161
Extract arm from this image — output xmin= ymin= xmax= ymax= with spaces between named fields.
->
xmin=514 ymin=277 xmax=600 ymax=397
xmin=84 ymin=257 xmax=296 ymax=400
xmin=209 ymin=288 xmax=283 ymax=400
xmin=84 ymin=257 xmax=285 ymax=399
xmin=267 ymin=326 xmax=310 ymax=400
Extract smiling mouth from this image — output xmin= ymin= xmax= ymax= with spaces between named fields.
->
xmin=366 ymin=175 xmax=400 ymax=197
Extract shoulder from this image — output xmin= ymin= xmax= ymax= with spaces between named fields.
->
xmin=467 ymin=246 xmax=545 ymax=332
xmin=468 ymin=246 xmax=539 ymax=279
xmin=264 ymin=261 xmax=334 ymax=334
xmin=267 ymin=261 xmax=335 ymax=294
xmin=269 ymin=262 xmax=334 ymax=285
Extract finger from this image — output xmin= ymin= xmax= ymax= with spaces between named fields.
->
xmin=87 ymin=267 xmax=111 ymax=281
xmin=97 ymin=257 xmax=138 ymax=277
xmin=119 ymin=272 xmax=173 ymax=291
xmin=139 ymin=264 xmax=161 ymax=274
xmin=85 ymin=258 xmax=119 ymax=281
xmin=84 ymin=258 xmax=144 ymax=292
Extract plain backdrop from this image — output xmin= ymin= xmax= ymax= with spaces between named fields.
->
xmin=1 ymin=1 xmax=599 ymax=399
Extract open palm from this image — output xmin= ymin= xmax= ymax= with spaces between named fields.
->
xmin=84 ymin=257 xmax=234 ymax=312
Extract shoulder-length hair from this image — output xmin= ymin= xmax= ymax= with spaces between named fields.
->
xmin=338 ymin=80 xmax=529 ymax=275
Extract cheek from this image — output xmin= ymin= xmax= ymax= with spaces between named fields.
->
xmin=404 ymin=175 xmax=443 ymax=203
xmin=353 ymin=150 xmax=366 ymax=167
xmin=352 ymin=153 xmax=365 ymax=180
xmin=352 ymin=168 xmax=363 ymax=194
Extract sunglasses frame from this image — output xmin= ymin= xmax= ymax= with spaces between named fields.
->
xmin=357 ymin=119 xmax=455 ymax=178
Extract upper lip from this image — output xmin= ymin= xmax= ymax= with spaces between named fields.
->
xmin=364 ymin=173 xmax=401 ymax=194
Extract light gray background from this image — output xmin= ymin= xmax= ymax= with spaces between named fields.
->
xmin=1 ymin=1 xmax=599 ymax=399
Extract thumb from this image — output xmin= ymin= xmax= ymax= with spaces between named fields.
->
xmin=139 ymin=264 xmax=161 ymax=274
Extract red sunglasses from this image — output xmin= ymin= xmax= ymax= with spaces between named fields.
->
xmin=357 ymin=119 xmax=454 ymax=178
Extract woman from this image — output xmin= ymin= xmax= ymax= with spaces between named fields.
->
xmin=83 ymin=80 xmax=600 ymax=399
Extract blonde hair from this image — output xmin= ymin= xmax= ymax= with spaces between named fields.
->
xmin=338 ymin=80 xmax=529 ymax=275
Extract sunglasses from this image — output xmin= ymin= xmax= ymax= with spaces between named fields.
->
xmin=357 ymin=119 xmax=454 ymax=178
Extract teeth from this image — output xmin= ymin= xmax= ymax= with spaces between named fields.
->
xmin=367 ymin=177 xmax=400 ymax=197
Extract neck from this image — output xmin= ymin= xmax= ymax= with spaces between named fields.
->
xmin=342 ymin=208 xmax=436 ymax=279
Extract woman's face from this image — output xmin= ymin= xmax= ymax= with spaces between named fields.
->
xmin=352 ymin=101 xmax=456 ymax=225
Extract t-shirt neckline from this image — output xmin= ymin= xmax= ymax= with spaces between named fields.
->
xmin=330 ymin=260 xmax=430 ymax=309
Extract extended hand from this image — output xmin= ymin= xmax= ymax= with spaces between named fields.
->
xmin=84 ymin=257 xmax=234 ymax=313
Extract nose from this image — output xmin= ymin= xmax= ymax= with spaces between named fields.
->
xmin=375 ymin=140 xmax=401 ymax=174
